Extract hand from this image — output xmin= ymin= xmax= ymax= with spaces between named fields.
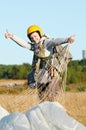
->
xmin=5 ymin=29 xmax=13 ymax=39
xmin=67 ymin=35 xmax=75 ymax=44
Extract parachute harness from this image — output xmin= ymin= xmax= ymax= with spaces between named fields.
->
xmin=35 ymin=43 xmax=72 ymax=93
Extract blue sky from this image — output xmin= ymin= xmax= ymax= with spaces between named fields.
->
xmin=0 ymin=0 xmax=86 ymax=65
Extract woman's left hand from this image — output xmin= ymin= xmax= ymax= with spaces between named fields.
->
xmin=67 ymin=35 xmax=75 ymax=43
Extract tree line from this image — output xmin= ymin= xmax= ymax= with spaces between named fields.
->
xmin=67 ymin=59 xmax=86 ymax=84
xmin=0 ymin=63 xmax=31 ymax=79
xmin=0 ymin=59 xmax=86 ymax=84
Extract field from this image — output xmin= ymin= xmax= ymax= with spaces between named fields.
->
xmin=0 ymin=79 xmax=86 ymax=126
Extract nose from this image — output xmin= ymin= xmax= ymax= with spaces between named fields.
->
xmin=31 ymin=36 xmax=36 ymax=42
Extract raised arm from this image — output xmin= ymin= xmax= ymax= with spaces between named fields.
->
xmin=5 ymin=30 xmax=31 ymax=50
xmin=45 ymin=35 xmax=75 ymax=48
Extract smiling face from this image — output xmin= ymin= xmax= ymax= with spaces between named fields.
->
xmin=29 ymin=32 xmax=41 ymax=44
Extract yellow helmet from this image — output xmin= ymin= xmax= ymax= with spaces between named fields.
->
xmin=27 ymin=25 xmax=43 ymax=37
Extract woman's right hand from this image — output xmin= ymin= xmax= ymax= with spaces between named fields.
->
xmin=5 ymin=30 xmax=13 ymax=39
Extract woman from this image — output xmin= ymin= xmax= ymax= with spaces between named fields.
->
xmin=5 ymin=25 xmax=75 ymax=87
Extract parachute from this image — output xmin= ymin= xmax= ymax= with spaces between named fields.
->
xmin=0 ymin=101 xmax=86 ymax=130
xmin=33 ymin=43 xmax=72 ymax=101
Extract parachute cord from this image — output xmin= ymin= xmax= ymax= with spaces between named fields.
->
xmin=62 ymin=64 xmax=68 ymax=91
xmin=35 ymin=43 xmax=71 ymax=101
xmin=61 ymin=43 xmax=70 ymax=91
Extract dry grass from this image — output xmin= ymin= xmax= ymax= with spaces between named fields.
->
xmin=0 ymin=79 xmax=86 ymax=126
xmin=0 ymin=89 xmax=39 ymax=113
xmin=57 ymin=92 xmax=86 ymax=126
xmin=0 ymin=79 xmax=26 ymax=86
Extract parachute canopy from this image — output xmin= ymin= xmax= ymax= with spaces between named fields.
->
xmin=0 ymin=101 xmax=86 ymax=130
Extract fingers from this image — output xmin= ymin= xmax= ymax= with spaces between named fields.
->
xmin=5 ymin=29 xmax=13 ymax=39
xmin=6 ymin=29 xmax=9 ymax=33
xmin=5 ymin=30 xmax=8 ymax=39
xmin=68 ymin=34 xmax=75 ymax=44
xmin=70 ymin=35 xmax=75 ymax=39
